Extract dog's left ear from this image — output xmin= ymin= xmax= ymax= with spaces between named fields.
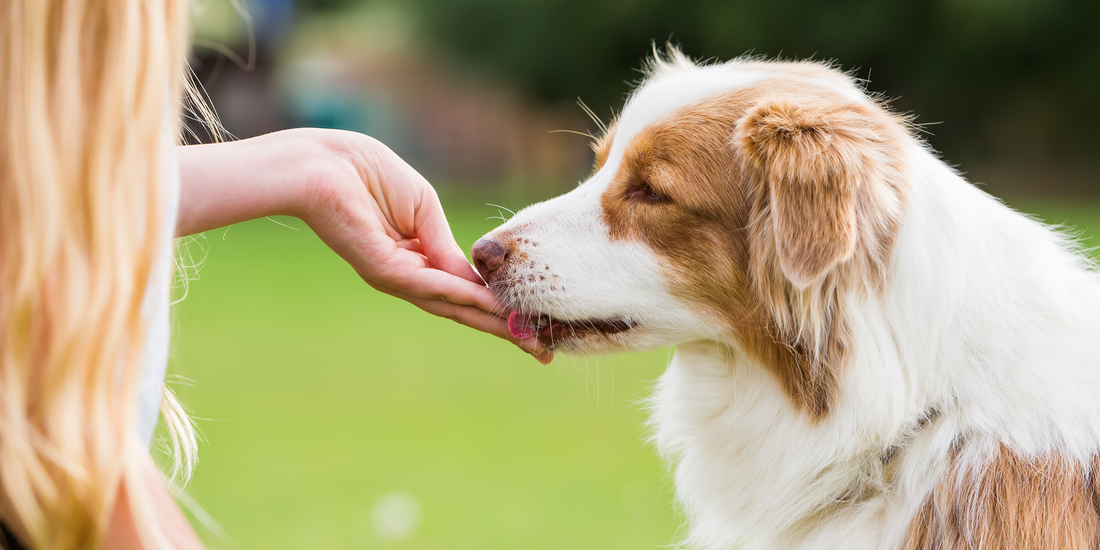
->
xmin=736 ymin=98 xmax=885 ymax=288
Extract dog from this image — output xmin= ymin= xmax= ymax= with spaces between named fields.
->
xmin=471 ymin=49 xmax=1100 ymax=550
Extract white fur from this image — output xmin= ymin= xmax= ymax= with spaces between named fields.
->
xmin=480 ymin=56 xmax=1100 ymax=549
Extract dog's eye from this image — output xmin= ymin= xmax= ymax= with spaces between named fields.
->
xmin=625 ymin=181 xmax=667 ymax=204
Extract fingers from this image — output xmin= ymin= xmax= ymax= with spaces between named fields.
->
xmin=356 ymin=139 xmax=484 ymax=285
xmin=531 ymin=347 xmax=554 ymax=365
xmin=373 ymin=284 xmax=553 ymax=364
xmin=394 ymin=237 xmax=425 ymax=255
xmin=353 ymin=139 xmax=481 ymax=286
xmin=413 ymin=189 xmax=485 ymax=286
xmin=376 ymin=262 xmax=505 ymax=314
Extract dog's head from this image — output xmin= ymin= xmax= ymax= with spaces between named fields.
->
xmin=474 ymin=51 xmax=911 ymax=415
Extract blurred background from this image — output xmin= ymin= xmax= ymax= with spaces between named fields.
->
xmin=168 ymin=0 xmax=1100 ymax=548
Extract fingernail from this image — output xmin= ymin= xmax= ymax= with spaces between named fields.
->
xmin=521 ymin=337 xmax=543 ymax=354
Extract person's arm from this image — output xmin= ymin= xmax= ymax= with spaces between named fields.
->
xmin=176 ymin=128 xmax=550 ymax=363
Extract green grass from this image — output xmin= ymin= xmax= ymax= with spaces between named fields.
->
xmin=166 ymin=192 xmax=679 ymax=550
xmin=164 ymin=192 xmax=1100 ymax=550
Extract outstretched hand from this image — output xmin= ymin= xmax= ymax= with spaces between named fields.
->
xmin=305 ymin=131 xmax=553 ymax=363
xmin=176 ymin=128 xmax=552 ymax=364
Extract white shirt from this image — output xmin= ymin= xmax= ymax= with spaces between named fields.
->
xmin=135 ymin=110 xmax=180 ymax=446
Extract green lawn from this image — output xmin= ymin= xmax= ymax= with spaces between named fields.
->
xmin=163 ymin=191 xmax=1100 ymax=550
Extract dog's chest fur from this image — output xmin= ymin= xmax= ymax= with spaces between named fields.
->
xmin=652 ymin=344 xmax=933 ymax=550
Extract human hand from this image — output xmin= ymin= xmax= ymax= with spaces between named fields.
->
xmin=177 ymin=129 xmax=553 ymax=363
xmin=300 ymin=130 xmax=554 ymax=363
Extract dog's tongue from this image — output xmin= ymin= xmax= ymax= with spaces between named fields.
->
xmin=508 ymin=311 xmax=540 ymax=340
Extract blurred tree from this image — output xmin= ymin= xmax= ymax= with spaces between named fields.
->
xmin=294 ymin=0 xmax=359 ymax=12
xmin=396 ymin=0 xmax=1100 ymax=189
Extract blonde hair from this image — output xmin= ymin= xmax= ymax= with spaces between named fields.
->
xmin=0 ymin=0 xmax=200 ymax=547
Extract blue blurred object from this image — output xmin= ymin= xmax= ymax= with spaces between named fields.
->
xmin=252 ymin=0 xmax=295 ymax=52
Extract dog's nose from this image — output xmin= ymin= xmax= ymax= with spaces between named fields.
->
xmin=472 ymin=238 xmax=509 ymax=282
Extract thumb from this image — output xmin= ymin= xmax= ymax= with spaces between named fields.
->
xmin=415 ymin=189 xmax=485 ymax=286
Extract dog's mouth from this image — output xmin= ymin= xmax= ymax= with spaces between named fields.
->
xmin=507 ymin=311 xmax=636 ymax=349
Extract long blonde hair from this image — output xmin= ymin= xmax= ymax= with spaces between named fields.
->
xmin=0 ymin=0 xmax=199 ymax=547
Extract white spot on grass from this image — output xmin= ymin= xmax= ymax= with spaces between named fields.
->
xmin=371 ymin=491 xmax=422 ymax=541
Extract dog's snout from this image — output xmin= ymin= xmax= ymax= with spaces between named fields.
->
xmin=472 ymin=238 xmax=509 ymax=283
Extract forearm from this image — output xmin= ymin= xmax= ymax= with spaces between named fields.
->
xmin=175 ymin=129 xmax=333 ymax=236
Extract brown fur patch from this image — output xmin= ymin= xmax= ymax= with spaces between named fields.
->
xmin=740 ymin=99 xmax=865 ymax=287
xmin=904 ymin=445 xmax=1100 ymax=550
xmin=599 ymin=69 xmax=908 ymax=416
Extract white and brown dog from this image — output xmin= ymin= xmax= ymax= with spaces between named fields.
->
xmin=471 ymin=49 xmax=1100 ymax=550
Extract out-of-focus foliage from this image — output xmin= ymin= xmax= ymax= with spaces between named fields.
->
xmin=293 ymin=0 xmax=357 ymax=12
xmin=399 ymin=0 xmax=1100 ymax=176
xmin=191 ymin=0 xmax=249 ymax=44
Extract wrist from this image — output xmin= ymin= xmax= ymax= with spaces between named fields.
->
xmin=265 ymin=129 xmax=341 ymax=221
xmin=292 ymin=129 xmax=382 ymax=230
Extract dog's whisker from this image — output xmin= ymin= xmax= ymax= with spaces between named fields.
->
xmin=548 ymin=128 xmax=596 ymax=140
xmin=577 ymin=97 xmax=607 ymax=135
xmin=484 ymin=203 xmax=516 ymax=219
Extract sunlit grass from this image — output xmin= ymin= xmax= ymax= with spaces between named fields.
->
xmin=166 ymin=192 xmax=679 ymax=550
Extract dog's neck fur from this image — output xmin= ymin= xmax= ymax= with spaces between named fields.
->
xmin=652 ymin=145 xmax=1100 ymax=550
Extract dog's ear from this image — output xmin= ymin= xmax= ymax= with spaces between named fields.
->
xmin=729 ymin=95 xmax=903 ymax=416
xmin=736 ymin=98 xmax=881 ymax=288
